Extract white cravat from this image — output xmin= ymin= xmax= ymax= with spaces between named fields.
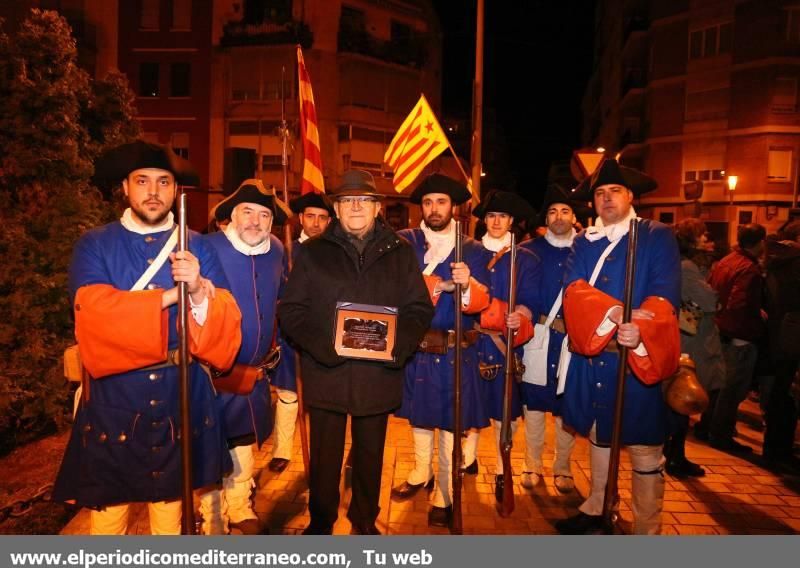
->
xmin=224 ymin=223 xmax=271 ymax=256
xmin=544 ymin=228 xmax=576 ymax=248
xmin=481 ymin=232 xmax=511 ymax=253
xmin=120 ymin=208 xmax=174 ymax=235
xmin=298 ymin=230 xmax=311 ymax=243
xmin=584 ymin=206 xmax=638 ymax=243
xmin=421 ymin=220 xmax=455 ymax=267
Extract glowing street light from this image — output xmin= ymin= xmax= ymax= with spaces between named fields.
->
xmin=727 ymin=175 xmax=738 ymax=191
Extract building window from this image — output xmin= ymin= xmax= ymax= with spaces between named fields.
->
xmin=684 ymin=169 xmax=725 ymax=182
xmin=772 ymin=77 xmax=797 ymax=113
xmin=688 ymin=22 xmax=732 ymax=59
xmin=340 ymin=5 xmax=366 ymax=33
xmin=139 ymin=62 xmax=160 ymax=97
xmin=768 ymin=148 xmax=793 ymax=182
xmin=391 ymin=20 xmax=412 ymax=45
xmin=261 ymin=155 xmax=282 ymax=170
xmin=170 ymin=132 xmax=190 ymax=159
xmin=172 ymin=0 xmax=192 ymax=30
xmin=338 ymin=125 xmax=351 ymax=141
xmin=170 ymin=63 xmax=191 ymax=97
xmin=140 ymin=0 xmax=160 ymax=30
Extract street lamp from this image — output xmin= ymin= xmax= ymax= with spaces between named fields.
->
xmin=727 ymin=175 xmax=738 ymax=204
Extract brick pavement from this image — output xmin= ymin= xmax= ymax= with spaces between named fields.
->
xmin=62 ymin=398 xmax=800 ymax=535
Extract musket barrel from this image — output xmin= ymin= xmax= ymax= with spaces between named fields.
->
xmin=177 ymin=190 xmax=195 ymax=534
xmin=601 ymin=218 xmax=639 ymax=533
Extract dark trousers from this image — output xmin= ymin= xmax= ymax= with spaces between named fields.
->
xmin=308 ymin=406 xmax=389 ymax=531
xmin=764 ymin=359 xmax=799 ymax=460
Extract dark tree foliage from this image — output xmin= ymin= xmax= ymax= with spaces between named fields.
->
xmin=0 ymin=10 xmax=140 ymax=455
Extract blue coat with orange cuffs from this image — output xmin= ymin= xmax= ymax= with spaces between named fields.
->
xmin=561 ymin=219 xmax=681 ymax=446
xmin=203 ymin=231 xmax=286 ymax=446
xmin=476 ymin=244 xmax=541 ymax=421
xmin=519 ymin=237 xmax=571 ymax=414
xmin=395 ymin=228 xmax=492 ymax=430
xmin=53 ymin=221 xmax=241 ymax=508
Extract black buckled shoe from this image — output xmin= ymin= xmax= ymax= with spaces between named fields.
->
xmin=390 ymin=478 xmax=434 ymax=501
xmin=268 ymin=457 xmax=290 ymax=473
xmin=462 ymin=459 xmax=479 ymax=475
xmin=554 ymin=512 xmax=604 ymax=535
xmin=665 ymin=458 xmax=705 ymax=478
xmin=427 ymin=505 xmax=453 ymax=528
xmin=350 ymin=523 xmax=381 ymax=535
xmin=302 ymin=524 xmax=333 ymax=535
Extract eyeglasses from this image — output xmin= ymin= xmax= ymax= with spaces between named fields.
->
xmin=338 ymin=197 xmax=377 ymax=206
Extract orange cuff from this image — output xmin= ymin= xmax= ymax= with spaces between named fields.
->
xmin=74 ymin=284 xmax=168 ymax=379
xmin=563 ymin=279 xmax=622 ymax=356
xmin=423 ymin=274 xmax=442 ymax=307
xmin=463 ymin=277 xmax=490 ymax=314
xmin=628 ymin=296 xmax=680 ymax=385
xmin=513 ymin=315 xmax=535 ymax=347
xmin=188 ymin=289 xmax=242 ymax=372
xmin=480 ymin=298 xmax=507 ymax=330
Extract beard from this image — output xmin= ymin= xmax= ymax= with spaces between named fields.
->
xmin=237 ymin=225 xmax=268 ymax=246
xmin=423 ymin=210 xmax=452 ymax=231
xmin=130 ymin=200 xmax=171 ymax=226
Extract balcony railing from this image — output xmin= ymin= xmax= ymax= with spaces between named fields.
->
xmin=220 ymin=20 xmax=313 ymax=48
xmin=338 ymin=28 xmax=428 ymax=68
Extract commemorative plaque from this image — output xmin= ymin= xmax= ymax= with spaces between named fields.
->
xmin=334 ymin=302 xmax=398 ymax=362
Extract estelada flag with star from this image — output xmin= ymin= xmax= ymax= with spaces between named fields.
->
xmin=384 ymin=94 xmax=453 ymax=193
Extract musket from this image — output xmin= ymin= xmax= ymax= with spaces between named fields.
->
xmin=601 ymin=218 xmax=639 ymax=534
xmin=177 ymin=190 xmax=195 ymax=535
xmin=281 ymin=65 xmax=311 ymax=481
xmin=451 ymin=220 xmax=464 ymax=535
xmin=498 ymin=232 xmax=517 ymax=517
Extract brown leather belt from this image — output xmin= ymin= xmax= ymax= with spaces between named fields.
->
xmin=137 ymin=349 xmax=193 ymax=372
xmin=537 ymin=314 xmax=567 ymax=335
xmin=418 ymin=329 xmax=480 ymax=355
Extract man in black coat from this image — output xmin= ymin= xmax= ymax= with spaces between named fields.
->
xmin=277 ymin=170 xmax=434 ymax=535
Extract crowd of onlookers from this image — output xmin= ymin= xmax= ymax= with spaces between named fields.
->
xmin=668 ymin=217 xmax=800 ymax=476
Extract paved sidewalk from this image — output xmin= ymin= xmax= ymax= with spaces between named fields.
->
xmin=62 ymin=399 xmax=800 ymax=535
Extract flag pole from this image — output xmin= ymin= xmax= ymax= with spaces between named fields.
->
xmin=418 ymin=94 xmax=472 ymax=188
xmin=469 ymin=0 xmax=485 ymax=235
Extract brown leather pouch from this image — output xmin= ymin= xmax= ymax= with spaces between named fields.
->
xmin=213 ymin=364 xmax=263 ymax=395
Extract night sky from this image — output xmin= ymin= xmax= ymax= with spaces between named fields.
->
xmin=430 ymin=0 xmax=596 ymax=208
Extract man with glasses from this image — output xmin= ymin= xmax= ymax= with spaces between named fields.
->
xmin=278 ymin=170 xmax=433 ymax=535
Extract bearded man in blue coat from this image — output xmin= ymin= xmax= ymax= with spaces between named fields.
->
xmin=53 ymin=141 xmax=242 ymax=534
xmin=555 ymin=159 xmax=681 ymax=535
xmin=390 ymin=174 xmax=492 ymax=528
xmin=198 ymin=179 xmax=292 ymax=534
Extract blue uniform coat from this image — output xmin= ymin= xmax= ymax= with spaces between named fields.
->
xmin=561 ymin=220 xmax=680 ymax=446
xmin=53 ymin=222 xmax=233 ymax=508
xmin=395 ymin=229 xmax=492 ymax=431
xmin=477 ymin=245 xmax=541 ymax=421
xmin=203 ymin=232 xmax=286 ymax=446
xmin=519 ymin=237 xmax=571 ymax=414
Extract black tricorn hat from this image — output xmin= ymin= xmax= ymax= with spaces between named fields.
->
xmin=289 ymin=191 xmax=336 ymax=216
xmin=331 ymin=170 xmax=382 ymax=199
xmin=212 ymin=179 xmax=292 ymax=224
xmin=536 ymin=183 xmax=593 ymax=227
xmin=570 ymin=158 xmax=657 ymax=201
xmin=472 ymin=190 xmax=536 ymax=221
xmin=92 ymin=140 xmax=200 ymax=188
xmin=409 ymin=173 xmax=471 ymax=205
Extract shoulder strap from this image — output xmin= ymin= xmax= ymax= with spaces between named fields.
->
xmin=130 ymin=227 xmax=179 ymax=291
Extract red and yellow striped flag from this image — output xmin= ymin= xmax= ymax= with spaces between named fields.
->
xmin=297 ymin=46 xmax=324 ymax=194
xmin=384 ymin=94 xmax=450 ymax=193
